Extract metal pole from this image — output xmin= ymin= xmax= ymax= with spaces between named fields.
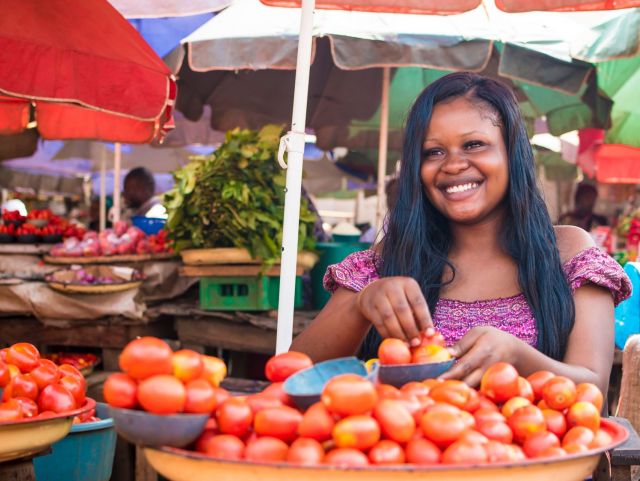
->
xmin=375 ymin=67 xmax=391 ymax=235
xmin=113 ymin=143 xmax=122 ymax=224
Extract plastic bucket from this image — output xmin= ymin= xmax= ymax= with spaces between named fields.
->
xmin=34 ymin=403 xmax=117 ymax=481
xmin=311 ymin=241 xmax=371 ymax=309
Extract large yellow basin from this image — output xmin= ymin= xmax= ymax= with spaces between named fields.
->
xmin=145 ymin=419 xmax=626 ymax=481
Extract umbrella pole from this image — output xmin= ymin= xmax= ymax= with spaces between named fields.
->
xmin=275 ymin=0 xmax=315 ymax=354
xmin=375 ymin=67 xmax=391 ymax=236
xmin=99 ymin=147 xmax=106 ymax=232
xmin=113 ymin=143 xmax=122 ymax=224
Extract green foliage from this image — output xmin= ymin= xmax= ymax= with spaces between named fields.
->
xmin=163 ymin=125 xmax=317 ymax=266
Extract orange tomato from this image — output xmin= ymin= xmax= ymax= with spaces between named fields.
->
xmin=58 ymin=364 xmax=85 ymax=386
xmin=378 ymin=339 xmax=411 ymax=365
xmin=184 ymin=379 xmax=216 ymax=414
xmin=411 ymin=345 xmax=452 ymax=364
xmin=38 ymin=384 xmax=76 ymax=414
xmin=369 ymin=440 xmax=406 ymax=465
xmin=462 ymin=388 xmax=481 ymax=412
xmin=201 ymin=434 xmax=245 ymax=460
xmin=216 ymin=398 xmax=254 ymax=438
xmin=172 ymin=350 xmax=204 ymax=383
xmin=542 ymin=409 xmax=567 ymax=439
xmin=0 ymin=399 xmax=23 ymax=421
xmin=400 ymin=382 xmax=431 ymax=399
xmin=590 ymin=428 xmax=613 ymax=449
xmin=474 ymin=408 xmax=506 ymax=425
xmin=418 ymin=331 xmax=446 ymax=348
xmin=376 ymin=384 xmax=402 ymax=400
xmin=564 ymin=443 xmax=589 ymax=454
xmin=199 ymin=356 xmax=227 ymax=387
xmin=6 ymin=343 xmax=40 ymax=373
xmin=59 ymin=375 xmax=86 ymax=405
xmin=333 ymin=415 xmax=381 ymax=450
xmin=460 ymin=430 xmax=489 ymax=445
xmin=501 ymin=397 xmax=531 ymax=418
xmin=325 ymin=448 xmax=369 ymax=467
xmin=264 ymin=351 xmax=313 ymax=383
xmin=298 ymin=402 xmax=335 ymax=442
xmin=373 ymin=399 xmax=416 ymax=443
xmin=562 ymin=426 xmax=595 ymax=447
xmin=441 ymin=440 xmax=488 ymax=465
xmin=476 ymin=395 xmax=500 ymax=412
xmin=4 ymin=373 xmax=39 ymax=401
xmin=507 ymin=405 xmax=546 ymax=443
xmin=260 ymin=382 xmax=293 ymax=406
xmin=476 ymin=421 xmax=513 ymax=444
xmin=0 ymin=361 xmax=11 ymax=388
xmin=254 ymin=406 xmax=303 ymax=443
xmin=517 ymin=377 xmax=535 ymax=403
xmin=246 ymin=394 xmax=283 ymax=414
xmin=538 ymin=446 xmax=567 ymax=458
xmin=526 ymin=370 xmax=555 ymax=402
xmin=484 ymin=441 xmax=511 ymax=463
xmin=287 ymin=438 xmax=325 ymax=465
xmin=30 ymin=360 xmax=60 ymax=390
xmin=119 ymin=337 xmax=173 ymax=380
xmin=575 ymin=383 xmax=603 ymax=412
xmin=420 ymin=404 xmax=467 ymax=448
xmin=480 ymin=363 xmax=519 ymax=403
xmin=245 ymin=436 xmax=289 ymax=463
xmin=321 ymin=374 xmax=377 ymax=417
xmin=405 ymin=438 xmax=441 ymax=465
xmin=212 ymin=387 xmax=231 ymax=408
xmin=429 ymin=380 xmax=472 ymax=410
xmin=137 ymin=375 xmax=186 ymax=414
xmin=103 ymin=373 xmax=138 ymax=409
xmin=542 ymin=376 xmax=577 ymax=410
xmin=13 ymin=397 xmax=37 ymax=418
xmin=566 ymin=401 xmax=600 ymax=432
xmin=523 ymin=431 xmax=560 ymax=458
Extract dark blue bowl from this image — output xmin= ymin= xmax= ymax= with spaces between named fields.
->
xmin=131 ymin=216 xmax=166 ymax=236
xmin=283 ymin=357 xmax=368 ymax=410
xmin=376 ymin=359 xmax=455 ymax=388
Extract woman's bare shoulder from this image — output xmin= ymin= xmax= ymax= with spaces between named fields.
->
xmin=553 ymin=225 xmax=596 ymax=264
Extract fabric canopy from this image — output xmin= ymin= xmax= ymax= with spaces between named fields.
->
xmin=496 ymin=0 xmax=640 ymax=12
xmin=0 ymin=0 xmax=176 ymax=143
xmin=109 ymin=0 xmax=230 ymax=18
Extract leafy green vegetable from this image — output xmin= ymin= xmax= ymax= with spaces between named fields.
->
xmin=164 ymin=125 xmax=317 ymax=267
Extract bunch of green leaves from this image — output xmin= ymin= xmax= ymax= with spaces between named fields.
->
xmin=163 ymin=125 xmax=317 ymax=267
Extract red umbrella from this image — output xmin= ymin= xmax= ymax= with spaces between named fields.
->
xmin=0 ymin=0 xmax=176 ymax=144
xmin=496 ymin=0 xmax=640 ymax=12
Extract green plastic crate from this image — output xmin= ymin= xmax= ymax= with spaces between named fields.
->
xmin=199 ymin=275 xmax=303 ymax=311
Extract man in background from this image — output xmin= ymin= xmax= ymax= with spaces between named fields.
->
xmin=559 ymin=182 xmax=608 ymax=231
xmin=122 ymin=167 xmax=166 ymax=220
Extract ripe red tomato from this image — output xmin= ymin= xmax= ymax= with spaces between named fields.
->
xmin=411 ymin=345 xmax=452 ymax=364
xmin=567 ymin=401 xmax=600 ymax=432
xmin=260 ymin=382 xmax=293 ymax=406
xmin=376 ymin=384 xmax=402 ymax=400
xmin=6 ymin=343 xmax=40 ymax=373
xmin=199 ymin=356 xmax=226 ymax=387
xmin=526 ymin=371 xmax=555 ymax=401
xmin=462 ymin=388 xmax=481 ymax=412
xmin=195 ymin=429 xmax=217 ymax=454
xmin=0 ymin=399 xmax=23 ymax=421
xmin=184 ymin=379 xmax=216 ymax=414
xmin=38 ymin=384 xmax=76 ymax=414
xmin=476 ymin=395 xmax=500 ymax=412
xmin=212 ymin=387 xmax=231 ymax=407
xmin=542 ymin=409 xmax=567 ymax=438
xmin=484 ymin=441 xmax=511 ymax=463
xmin=373 ymin=399 xmax=416 ymax=443
xmin=58 ymin=365 xmax=86 ymax=389
xmin=245 ymin=436 xmax=289 ymax=463
xmin=501 ymin=396 xmax=531 ymax=418
xmin=254 ymin=406 xmax=303 ymax=443
xmin=523 ymin=431 xmax=560 ymax=458
xmin=321 ymin=374 xmax=378 ymax=416
xmin=538 ymin=446 xmax=567 ymax=458
xmin=419 ymin=331 xmax=446 ymax=348
xmin=137 ymin=375 xmax=186 ymax=414
xmin=562 ymin=426 xmax=595 ymax=447
xmin=325 ymin=448 xmax=370 ymax=467
xmin=459 ymin=430 xmax=489 ymax=445
xmin=201 ymin=434 xmax=245 ymax=460
xmin=474 ymin=408 xmax=506 ymax=426
xmin=429 ymin=380 xmax=472 ymax=410
xmin=13 ymin=397 xmax=38 ymax=418
xmin=369 ymin=440 xmax=406 ymax=465
xmin=59 ymin=376 xmax=85 ymax=405
xmin=400 ymin=382 xmax=431 ymax=399
xmin=517 ymin=377 xmax=535 ymax=402
xmin=0 ymin=361 xmax=11 ymax=388
xmin=590 ymin=428 xmax=613 ymax=449
xmin=287 ymin=438 xmax=325 ymax=465
xmin=441 ymin=440 xmax=488 ymax=465
xmin=420 ymin=404 xmax=467 ymax=448
xmin=575 ymin=383 xmax=604 ymax=412
xmin=297 ymin=402 xmax=335 ymax=442
xmin=30 ymin=360 xmax=60 ymax=390
xmin=398 ymin=393 xmax=426 ymax=423
xmin=480 ymin=363 xmax=519 ymax=403
xmin=564 ymin=443 xmax=589 ymax=454
xmin=172 ymin=350 xmax=204 ymax=383
xmin=378 ymin=339 xmax=411 ymax=365
xmin=476 ymin=421 xmax=513 ymax=444
xmin=264 ymin=351 xmax=313 ymax=383
xmin=333 ymin=415 xmax=381 ymax=450
xmin=542 ymin=376 xmax=577 ymax=410
xmin=103 ymin=373 xmax=138 ymax=409
xmin=119 ymin=337 xmax=173 ymax=380
xmin=507 ymin=405 xmax=546 ymax=442
xmin=246 ymin=394 xmax=283 ymax=414
xmin=4 ymin=373 xmax=39 ymax=401
xmin=216 ymin=398 xmax=254 ymax=437
xmin=405 ymin=438 xmax=441 ymax=465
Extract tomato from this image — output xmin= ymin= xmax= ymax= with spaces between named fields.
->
xmin=199 ymin=355 xmax=227 ymax=387
xmin=0 ymin=348 xmax=7 ymax=363
xmin=376 ymin=384 xmax=402 ymax=400
xmin=562 ymin=426 xmax=595 ymax=447
xmin=172 ymin=350 xmax=204 ymax=383
xmin=460 ymin=430 xmax=489 ymax=445
xmin=538 ymin=446 xmax=567 ymax=458
xmin=429 ymin=380 xmax=472 ymax=410
xmin=12 ymin=397 xmax=37 ymax=418
xmin=400 ymin=382 xmax=431 ymax=399
xmin=476 ymin=396 xmax=499 ymax=412
xmin=373 ymin=399 xmax=416 ymax=443
xmin=58 ymin=365 xmax=86 ymax=392
xmin=505 ymin=444 xmax=526 ymax=461
xmin=564 ymin=443 xmax=589 ymax=454
xmin=442 ymin=440 xmax=488 ymax=465
xmin=378 ymin=339 xmax=411 ymax=365
xmin=137 ymin=375 xmax=186 ymax=414
xmin=4 ymin=374 xmax=39 ymax=401
xmin=201 ymin=434 xmax=245 ymax=460
xmin=575 ymin=383 xmax=604 ymax=412
xmin=325 ymin=448 xmax=369 ymax=467
xmin=260 ymin=382 xmax=292 ymax=406
xmin=59 ymin=376 xmax=85 ymax=405
xmin=216 ymin=398 xmax=253 ymax=437
xmin=523 ymin=431 xmax=560 ymax=458
xmin=405 ymin=438 xmax=441 ymax=465
xmin=537 ymin=399 xmax=550 ymax=410
xmin=254 ymin=406 xmax=303 ymax=442
xmin=420 ymin=404 xmax=467 ymax=448
xmin=184 ymin=379 xmax=216 ymax=414
xmin=507 ymin=405 xmax=546 ymax=442
xmin=212 ymin=387 xmax=231 ymax=407
xmin=501 ymin=397 xmax=531 ymax=418
xmin=474 ymin=408 xmax=506 ymax=425
xmin=567 ymin=401 xmax=600 ymax=432
xmin=411 ymin=345 xmax=452 ymax=364
xmin=419 ymin=330 xmax=446 ymax=348
xmin=542 ymin=409 xmax=567 ymax=438
xmin=30 ymin=360 xmax=60 ymax=390
xmin=298 ymin=402 xmax=335 ymax=442
xmin=321 ymin=374 xmax=377 ymax=417
xmin=517 ymin=377 xmax=535 ymax=403
xmin=103 ymin=373 xmax=137 ymax=409
xmin=590 ymin=428 xmax=613 ymax=449
xmin=265 ymin=351 xmax=313 ymax=382
xmin=484 ymin=441 xmax=511 ymax=462
xmin=247 ymin=394 xmax=282 ymax=414
xmin=195 ymin=429 xmax=218 ymax=453
xmin=119 ymin=337 xmax=173 ymax=380
xmin=6 ymin=343 xmax=40 ymax=373
xmin=245 ymin=436 xmax=289 ymax=463
xmin=459 ymin=410 xmax=476 ymax=430
xmin=0 ymin=361 xmax=10 ymax=388
xmin=422 ymin=378 xmax=444 ymax=391
xmin=369 ymin=440 xmax=405 ymax=465
xmin=542 ymin=376 xmax=577 ymax=410
xmin=0 ymin=399 xmax=23 ymax=421
xmin=398 ymin=394 xmax=426 ymax=423
xmin=476 ymin=421 xmax=513 ymax=444
xmin=38 ymin=384 xmax=76 ymax=413
xmin=526 ymin=371 xmax=555 ymax=401
xmin=333 ymin=415 xmax=381 ymax=450
xmin=287 ymin=438 xmax=325 ymax=465
xmin=462 ymin=388 xmax=481 ymax=412
xmin=480 ymin=363 xmax=519 ymax=403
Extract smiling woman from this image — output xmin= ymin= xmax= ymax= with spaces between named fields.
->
xmin=291 ymin=72 xmax=631 ymax=396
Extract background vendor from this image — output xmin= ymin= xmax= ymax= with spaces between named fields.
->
xmin=122 ymin=167 xmax=166 ymax=220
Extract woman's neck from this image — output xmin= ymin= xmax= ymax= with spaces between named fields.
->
xmin=448 ymin=214 xmax=505 ymax=260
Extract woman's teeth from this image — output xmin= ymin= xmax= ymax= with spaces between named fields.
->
xmin=445 ymin=182 xmax=479 ymax=194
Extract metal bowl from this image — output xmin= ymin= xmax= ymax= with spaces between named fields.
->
xmin=376 ymin=359 xmax=455 ymax=388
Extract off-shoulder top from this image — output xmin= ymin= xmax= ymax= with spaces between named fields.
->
xmin=324 ymin=247 xmax=632 ymax=349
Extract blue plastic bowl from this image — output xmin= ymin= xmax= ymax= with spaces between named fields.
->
xmin=376 ymin=359 xmax=455 ymax=388
xmin=131 ymin=216 xmax=166 ymax=235
xmin=33 ymin=402 xmax=116 ymax=481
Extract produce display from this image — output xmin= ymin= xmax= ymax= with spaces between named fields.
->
xmin=378 ymin=331 xmax=452 ymax=365
xmin=163 ymin=125 xmax=317 ymax=267
xmin=43 ymin=353 xmax=100 ymax=376
xmin=46 ymin=266 xmax=144 ymax=285
xmin=0 ymin=343 xmax=97 ymax=423
xmin=0 ymin=209 xmax=85 ymax=244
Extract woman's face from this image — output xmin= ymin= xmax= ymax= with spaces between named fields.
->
xmin=420 ymin=96 xmax=509 ymax=226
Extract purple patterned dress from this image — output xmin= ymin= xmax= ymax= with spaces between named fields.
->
xmin=324 ymin=247 xmax=631 ymax=349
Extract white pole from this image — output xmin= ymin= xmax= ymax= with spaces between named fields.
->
xmin=275 ymin=0 xmax=315 ymax=354
xmin=99 ymin=147 xmax=106 ymax=232
xmin=375 ymin=67 xmax=391 ymax=235
xmin=113 ymin=143 xmax=122 ymax=224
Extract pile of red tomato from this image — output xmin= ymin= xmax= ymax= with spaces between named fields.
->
xmin=378 ymin=331 xmax=452 ymax=365
xmin=103 ymin=337 xmax=227 ymax=415
xmin=0 ymin=343 xmax=94 ymax=422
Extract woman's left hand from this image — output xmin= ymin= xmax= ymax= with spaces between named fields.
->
xmin=439 ymin=326 xmax=522 ymax=387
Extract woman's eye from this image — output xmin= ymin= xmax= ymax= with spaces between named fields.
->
xmin=464 ymin=140 xmax=484 ymax=150
xmin=422 ymin=148 xmax=443 ymax=158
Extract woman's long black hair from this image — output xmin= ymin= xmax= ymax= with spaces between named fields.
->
xmin=361 ymin=72 xmax=574 ymax=361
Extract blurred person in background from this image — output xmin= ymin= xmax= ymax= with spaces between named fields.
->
xmin=559 ymin=182 xmax=608 ymax=231
xmin=121 ymin=167 xmax=166 ymax=220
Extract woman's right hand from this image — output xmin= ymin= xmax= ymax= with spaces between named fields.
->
xmin=356 ymin=277 xmax=433 ymax=346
